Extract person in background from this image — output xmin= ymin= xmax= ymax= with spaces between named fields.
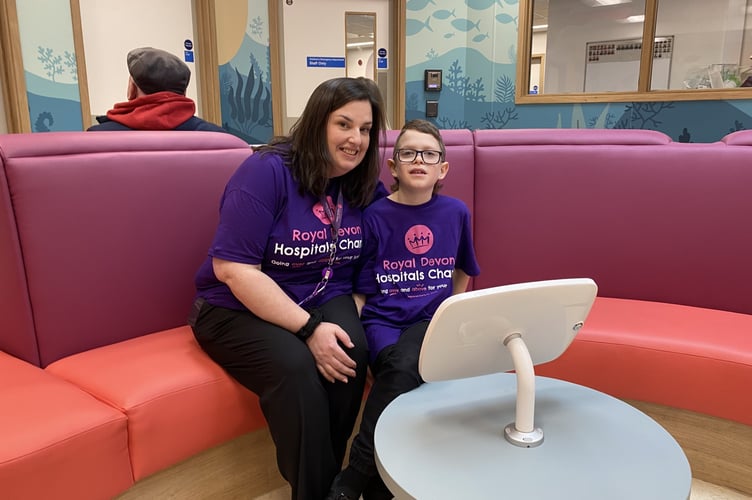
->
xmin=188 ymin=77 xmax=387 ymax=500
xmin=327 ymin=119 xmax=480 ymax=500
xmin=87 ymin=47 xmax=226 ymax=132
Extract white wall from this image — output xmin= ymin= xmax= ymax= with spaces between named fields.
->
xmin=78 ymin=0 xmax=197 ymax=117
xmin=281 ymin=0 xmax=390 ymax=130
xmin=346 ymin=47 xmax=375 ymax=79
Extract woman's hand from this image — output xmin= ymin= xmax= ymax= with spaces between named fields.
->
xmin=306 ymin=321 xmax=357 ymax=383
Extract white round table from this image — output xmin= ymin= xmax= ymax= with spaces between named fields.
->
xmin=375 ymin=373 xmax=691 ymax=499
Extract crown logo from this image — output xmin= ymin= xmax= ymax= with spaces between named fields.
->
xmin=404 ymin=225 xmax=434 ymax=255
xmin=407 ymin=232 xmax=431 ymax=250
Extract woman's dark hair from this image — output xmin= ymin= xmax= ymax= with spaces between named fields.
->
xmin=391 ymin=119 xmax=446 ymax=194
xmin=257 ymin=77 xmax=386 ymax=208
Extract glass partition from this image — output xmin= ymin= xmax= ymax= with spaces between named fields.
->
xmin=516 ymin=0 xmax=752 ymax=103
xmin=345 ymin=12 xmax=376 ymax=80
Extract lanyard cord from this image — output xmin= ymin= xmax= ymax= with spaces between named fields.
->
xmin=297 ymin=188 xmax=343 ymax=306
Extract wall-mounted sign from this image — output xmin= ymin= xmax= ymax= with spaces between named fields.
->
xmin=307 ymin=56 xmax=345 ymax=68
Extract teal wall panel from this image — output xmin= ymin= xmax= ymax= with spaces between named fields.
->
xmin=404 ymin=0 xmax=751 ymax=142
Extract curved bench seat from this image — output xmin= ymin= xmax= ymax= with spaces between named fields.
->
xmin=536 ymin=297 xmax=752 ymax=494
xmin=537 ymin=297 xmax=752 ymax=426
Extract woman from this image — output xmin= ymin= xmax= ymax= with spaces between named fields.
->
xmin=189 ymin=77 xmax=387 ymax=500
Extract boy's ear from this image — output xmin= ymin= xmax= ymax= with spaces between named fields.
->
xmin=387 ymin=158 xmax=398 ymax=178
xmin=438 ymin=161 xmax=449 ymax=180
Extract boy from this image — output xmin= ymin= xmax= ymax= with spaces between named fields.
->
xmin=327 ymin=119 xmax=480 ymax=500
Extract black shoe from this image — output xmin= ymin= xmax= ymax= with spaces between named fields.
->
xmin=325 ymin=468 xmax=364 ymax=500
xmin=325 ymin=494 xmax=356 ymax=500
xmin=363 ymin=474 xmax=393 ymax=500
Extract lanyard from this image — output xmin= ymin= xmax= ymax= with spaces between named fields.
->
xmin=298 ymin=187 xmax=343 ymax=306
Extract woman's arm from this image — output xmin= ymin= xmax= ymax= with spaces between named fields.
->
xmin=213 ymin=258 xmax=309 ymax=332
xmin=213 ymin=257 xmax=357 ymax=383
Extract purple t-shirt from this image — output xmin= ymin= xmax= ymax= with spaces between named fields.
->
xmin=195 ymin=150 xmax=372 ymax=310
xmin=356 ymin=195 xmax=480 ymax=360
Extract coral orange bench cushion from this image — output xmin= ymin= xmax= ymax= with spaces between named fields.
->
xmin=0 ymin=351 xmax=132 ymax=500
xmin=45 ymin=327 xmax=266 ymax=481
xmin=537 ymin=297 xmax=752 ymax=426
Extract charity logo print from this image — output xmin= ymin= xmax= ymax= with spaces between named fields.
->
xmin=404 ymin=224 xmax=434 ymax=255
xmin=312 ymin=195 xmax=340 ymax=225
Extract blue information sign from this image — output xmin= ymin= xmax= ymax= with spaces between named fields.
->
xmin=184 ymin=50 xmax=194 ymax=63
xmin=306 ymin=56 xmax=346 ymax=68
xmin=377 ymin=57 xmax=388 ymax=70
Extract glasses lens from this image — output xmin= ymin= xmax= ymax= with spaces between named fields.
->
xmin=422 ymin=150 xmax=441 ymax=164
xmin=397 ymin=149 xmax=417 ymax=162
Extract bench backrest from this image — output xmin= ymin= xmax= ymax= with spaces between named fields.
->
xmin=0 ymin=131 xmax=252 ymax=366
xmin=472 ymin=128 xmax=752 ymax=315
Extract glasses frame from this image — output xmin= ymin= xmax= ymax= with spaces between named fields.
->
xmin=394 ymin=149 xmax=444 ymax=165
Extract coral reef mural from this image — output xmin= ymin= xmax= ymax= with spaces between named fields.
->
xmin=218 ymin=4 xmax=273 ymax=145
xmin=404 ymin=0 xmax=752 ymax=142
xmin=16 ymin=1 xmax=84 ymax=132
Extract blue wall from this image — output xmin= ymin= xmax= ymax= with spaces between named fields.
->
xmin=404 ymin=0 xmax=752 ymax=142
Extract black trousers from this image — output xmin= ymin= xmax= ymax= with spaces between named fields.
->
xmin=190 ymin=295 xmax=369 ymax=500
xmin=347 ymin=321 xmax=428 ymax=497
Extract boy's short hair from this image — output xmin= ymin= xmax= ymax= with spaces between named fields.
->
xmin=127 ymin=47 xmax=191 ymax=95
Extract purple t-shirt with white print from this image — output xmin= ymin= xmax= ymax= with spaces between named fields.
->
xmin=195 ymin=150 xmax=370 ymax=310
xmin=356 ymin=194 xmax=480 ymax=361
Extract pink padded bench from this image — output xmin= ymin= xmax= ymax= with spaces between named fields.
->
xmin=0 ymin=131 xmax=271 ymax=499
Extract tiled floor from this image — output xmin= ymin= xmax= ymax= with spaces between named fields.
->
xmin=254 ymin=478 xmax=751 ymax=500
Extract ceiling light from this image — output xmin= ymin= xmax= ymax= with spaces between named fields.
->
xmin=346 ymin=41 xmax=374 ymax=48
xmin=624 ymin=14 xmax=644 ymax=23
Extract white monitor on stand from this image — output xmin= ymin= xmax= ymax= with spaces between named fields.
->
xmin=418 ymin=278 xmax=598 ymax=446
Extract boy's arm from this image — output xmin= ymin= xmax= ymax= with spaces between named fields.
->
xmin=452 ymin=269 xmax=470 ymax=295
xmin=353 ymin=293 xmax=366 ymax=316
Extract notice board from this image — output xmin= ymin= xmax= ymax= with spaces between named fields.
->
xmin=584 ymin=36 xmax=673 ymax=92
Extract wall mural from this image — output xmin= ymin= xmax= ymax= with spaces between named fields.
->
xmin=16 ymin=0 xmax=83 ymax=132
xmin=404 ymin=0 xmax=752 ymax=142
xmin=217 ymin=0 xmax=273 ymax=144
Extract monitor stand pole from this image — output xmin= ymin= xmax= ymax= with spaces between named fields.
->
xmin=503 ymin=332 xmax=544 ymax=448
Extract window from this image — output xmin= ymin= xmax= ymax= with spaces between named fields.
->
xmin=516 ymin=0 xmax=752 ymax=103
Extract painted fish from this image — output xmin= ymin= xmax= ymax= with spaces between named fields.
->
xmin=406 ymin=16 xmax=434 ymax=35
xmin=496 ymin=13 xmax=516 ymax=24
xmin=464 ymin=0 xmax=502 ymax=10
xmin=407 ymin=0 xmax=437 ymax=11
xmin=432 ymin=9 xmax=456 ymax=20
xmin=451 ymin=18 xmax=481 ymax=32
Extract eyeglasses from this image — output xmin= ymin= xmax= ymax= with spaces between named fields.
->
xmin=395 ymin=149 xmax=443 ymax=165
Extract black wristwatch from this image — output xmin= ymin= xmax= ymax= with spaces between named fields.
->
xmin=295 ymin=308 xmax=323 ymax=342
